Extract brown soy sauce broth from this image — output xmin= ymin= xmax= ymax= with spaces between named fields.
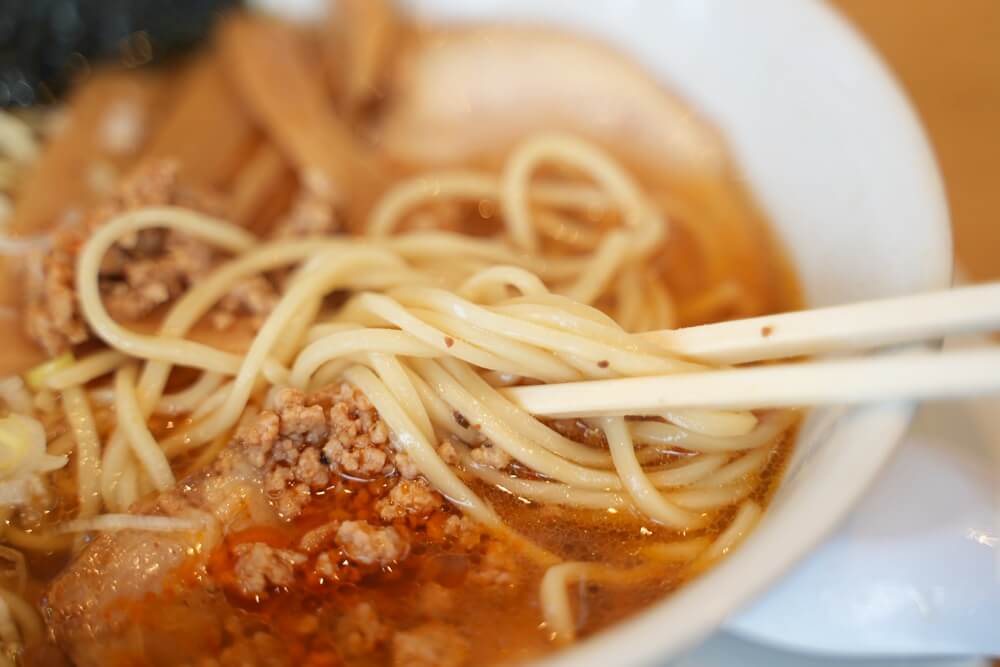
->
xmin=472 ymin=418 xmax=799 ymax=644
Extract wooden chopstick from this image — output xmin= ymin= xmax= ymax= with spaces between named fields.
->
xmin=500 ymin=283 xmax=1000 ymax=416
xmin=503 ymin=348 xmax=1000 ymax=417
xmin=643 ymin=282 xmax=1000 ymax=364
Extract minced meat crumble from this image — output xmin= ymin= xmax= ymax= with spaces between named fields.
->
xmin=22 ymin=161 xmax=225 ymax=354
xmin=468 ymin=442 xmax=512 ymax=469
xmin=236 ymin=383 xmax=400 ymax=520
xmin=335 ymin=520 xmax=408 ymax=566
xmin=232 ymin=542 xmax=307 ymax=597
xmin=392 ymin=623 xmax=469 ymax=667
xmin=375 ymin=479 xmax=442 ymax=522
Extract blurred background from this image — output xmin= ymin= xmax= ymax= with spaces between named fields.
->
xmin=834 ymin=0 xmax=1000 ymax=283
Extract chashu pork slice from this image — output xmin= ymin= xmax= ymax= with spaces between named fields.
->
xmin=43 ymin=444 xmax=278 ymax=666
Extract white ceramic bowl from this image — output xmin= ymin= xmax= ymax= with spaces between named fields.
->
xmin=259 ymin=0 xmax=953 ymax=663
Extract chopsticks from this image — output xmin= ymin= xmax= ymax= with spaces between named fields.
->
xmin=642 ymin=282 xmax=1000 ymax=364
xmin=503 ymin=348 xmax=1000 ymax=417
xmin=503 ymin=283 xmax=1000 ymax=417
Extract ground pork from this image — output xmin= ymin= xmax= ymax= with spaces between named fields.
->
xmin=210 ymin=275 xmax=280 ymax=330
xmin=335 ymin=602 xmax=389 ymax=657
xmin=313 ymin=551 xmax=338 ymax=579
xmin=270 ymin=180 xmax=339 ymax=239
xmin=436 ymin=441 xmax=458 ymax=465
xmin=375 ymin=479 xmax=442 ymax=522
xmin=392 ymin=623 xmax=469 ymax=667
xmin=101 ymin=229 xmax=216 ymax=320
xmin=24 ymin=249 xmax=87 ymax=355
xmin=323 ymin=385 xmax=392 ymax=478
xmin=336 ymin=520 xmax=408 ymax=566
xmin=240 ymin=411 xmax=280 ymax=468
xmin=294 ymin=447 xmax=330 ymax=490
xmin=392 ymin=451 xmax=420 ymax=479
xmin=236 ymin=384 xmax=395 ymax=520
xmin=263 ymin=467 xmax=311 ymax=519
xmin=231 ymin=542 xmax=306 ymax=597
xmin=22 ymin=161 xmax=224 ymax=355
xmin=468 ymin=442 xmax=512 ymax=469
xmin=275 ymin=388 xmax=329 ymax=444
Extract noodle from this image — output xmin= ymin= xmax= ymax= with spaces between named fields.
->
xmin=99 ymin=432 xmax=131 ymax=511
xmin=0 ymin=596 xmax=18 ymax=646
xmin=599 ymin=417 xmax=701 ymax=528
xmin=0 ymin=589 xmax=41 ymax=646
xmin=187 ymin=381 xmax=236 ymax=423
xmin=500 ymin=133 xmax=650 ymax=252
xmin=667 ymin=481 xmax=755 ymax=511
xmin=631 ymin=409 xmax=798 ymax=453
xmin=175 ymin=248 xmax=409 ymax=449
xmin=368 ymin=171 xmax=496 ymax=237
xmin=1 ymin=526 xmax=73 ymax=553
xmin=690 ymin=500 xmax=762 ymax=572
xmin=661 ymin=408 xmax=757 ymax=437
xmin=413 ymin=359 xmax=620 ymax=489
xmin=113 ymin=364 xmax=174 ymax=491
xmin=154 ymin=372 xmax=226 ymax=416
xmin=56 ymin=514 xmax=206 ymax=534
xmin=385 ymin=287 xmax=700 ymax=375
xmin=0 ymin=547 xmax=27 ymax=594
xmin=539 ymin=536 xmax=711 ymax=643
xmin=691 ymin=447 xmax=771 ymax=488
xmin=44 ymin=350 xmax=127 ymax=391
xmin=61 ymin=387 xmax=102 ymax=519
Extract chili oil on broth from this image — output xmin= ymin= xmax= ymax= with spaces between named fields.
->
xmin=0 ymin=11 xmax=806 ymax=667
xmin=40 ymin=425 xmax=798 ymax=667
xmin=133 ymin=480 xmax=560 ymax=667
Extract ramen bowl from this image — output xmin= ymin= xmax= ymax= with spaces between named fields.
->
xmin=130 ymin=0 xmax=946 ymax=663
xmin=364 ymin=0 xmax=949 ymax=664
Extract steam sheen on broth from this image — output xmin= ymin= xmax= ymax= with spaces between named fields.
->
xmin=0 ymin=3 xmax=801 ymax=666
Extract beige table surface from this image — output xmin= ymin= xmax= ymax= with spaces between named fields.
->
xmin=833 ymin=0 xmax=1000 ymax=282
